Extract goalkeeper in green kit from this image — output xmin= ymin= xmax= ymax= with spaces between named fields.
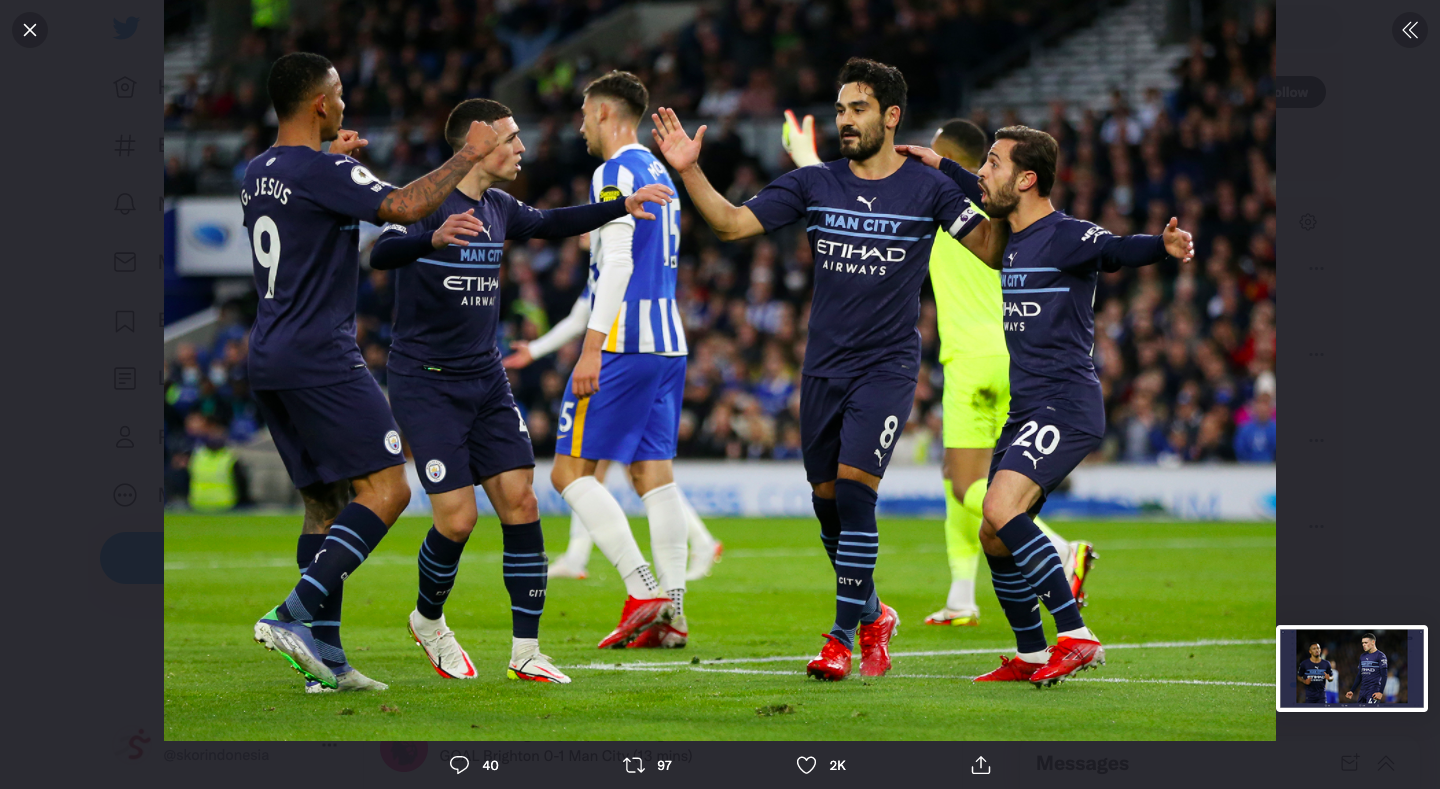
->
xmin=781 ymin=112 xmax=1097 ymax=626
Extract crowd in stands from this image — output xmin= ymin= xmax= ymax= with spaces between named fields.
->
xmin=164 ymin=0 xmax=1276 ymax=483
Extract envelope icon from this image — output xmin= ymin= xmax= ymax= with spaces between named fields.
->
xmin=1340 ymin=755 xmax=1358 ymax=771
xmin=114 ymin=252 xmax=137 ymax=272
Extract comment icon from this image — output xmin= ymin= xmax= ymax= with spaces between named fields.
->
xmin=450 ymin=755 xmax=470 ymax=774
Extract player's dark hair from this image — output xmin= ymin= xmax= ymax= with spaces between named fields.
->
xmin=445 ymin=99 xmax=513 ymax=151
xmin=583 ymin=70 xmax=649 ymax=122
xmin=267 ymin=52 xmax=335 ymax=120
xmin=936 ymin=119 xmax=989 ymax=165
xmin=994 ymin=125 xmax=1059 ymax=197
xmin=1309 ymin=642 xmax=1321 ymax=649
xmin=837 ymin=58 xmax=908 ymax=128
xmin=1363 ymin=632 xmax=1376 ymax=641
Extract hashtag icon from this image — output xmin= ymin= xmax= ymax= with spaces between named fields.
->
xmin=115 ymin=135 xmax=135 ymax=156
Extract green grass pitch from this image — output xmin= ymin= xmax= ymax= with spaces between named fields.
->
xmin=164 ymin=514 xmax=1275 ymax=741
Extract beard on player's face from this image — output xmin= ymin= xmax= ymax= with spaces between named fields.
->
xmin=839 ymin=115 xmax=885 ymax=161
xmin=982 ymin=170 xmax=1022 ymax=216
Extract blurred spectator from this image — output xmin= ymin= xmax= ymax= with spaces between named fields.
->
xmin=1233 ymin=374 xmax=1276 ymax=462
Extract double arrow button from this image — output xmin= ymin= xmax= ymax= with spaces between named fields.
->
xmin=1393 ymin=13 xmax=1427 ymax=48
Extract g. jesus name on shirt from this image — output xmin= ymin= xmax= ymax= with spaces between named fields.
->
xmin=239 ymin=146 xmax=397 ymax=390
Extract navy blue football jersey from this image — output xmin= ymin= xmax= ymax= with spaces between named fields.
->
xmin=1297 ymin=658 xmax=1332 ymax=702
xmin=1353 ymin=650 xmax=1388 ymax=698
xmin=377 ymin=188 xmax=548 ymax=378
xmin=240 ymin=146 xmax=396 ymax=389
xmin=744 ymin=158 xmax=983 ymax=379
xmin=998 ymin=211 xmax=1166 ymax=437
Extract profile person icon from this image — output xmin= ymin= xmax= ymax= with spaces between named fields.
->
xmin=116 ymin=426 xmax=134 ymax=449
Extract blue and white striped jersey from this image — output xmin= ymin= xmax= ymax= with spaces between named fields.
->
xmin=588 ymin=143 xmax=687 ymax=355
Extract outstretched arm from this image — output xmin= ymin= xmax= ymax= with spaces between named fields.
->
xmin=1099 ymin=218 xmax=1195 ymax=269
xmin=512 ymin=183 xmax=674 ymax=240
xmin=376 ymin=121 xmax=499 ymax=225
xmin=651 ymin=107 xmax=765 ymax=241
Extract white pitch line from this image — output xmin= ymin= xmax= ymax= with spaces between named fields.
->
xmin=165 ymin=537 xmax=1272 ymax=571
xmin=572 ymin=638 xmax=1273 ymax=669
xmin=567 ymin=663 xmax=1271 ymax=688
xmin=717 ymin=537 xmax=1271 ymax=560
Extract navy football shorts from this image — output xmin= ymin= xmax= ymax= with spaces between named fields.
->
xmin=989 ymin=407 xmax=1104 ymax=515
xmin=388 ymin=370 xmax=536 ymax=495
xmin=555 ymin=352 xmax=685 ymax=464
xmin=800 ymin=371 xmax=917 ymax=483
xmin=253 ymin=372 xmax=405 ymax=490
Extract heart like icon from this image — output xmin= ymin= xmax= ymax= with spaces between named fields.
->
xmin=796 ymin=756 xmax=817 ymax=774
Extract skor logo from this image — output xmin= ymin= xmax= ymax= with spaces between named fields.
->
xmin=190 ymin=223 xmax=230 ymax=250
xmin=425 ymin=459 xmax=446 ymax=483
xmin=384 ymin=430 xmax=402 ymax=455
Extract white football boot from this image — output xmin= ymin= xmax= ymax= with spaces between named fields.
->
xmin=305 ymin=665 xmax=389 ymax=693
xmin=508 ymin=647 xmax=572 ymax=684
xmin=407 ymin=610 xmax=478 ymax=679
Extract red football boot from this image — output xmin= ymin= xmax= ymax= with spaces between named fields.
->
xmin=972 ymin=655 xmax=1045 ymax=682
xmin=1029 ymin=635 xmax=1106 ymax=687
xmin=858 ymin=603 xmax=899 ymax=677
xmin=806 ymin=634 xmax=853 ymax=681
xmin=627 ymin=614 xmax=688 ymax=649
xmin=1069 ymin=541 xmax=1098 ymax=607
xmin=596 ymin=596 xmax=674 ymax=649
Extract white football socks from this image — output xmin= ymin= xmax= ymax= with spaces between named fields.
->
xmin=560 ymin=476 xmax=654 ymax=598
xmin=1019 ymin=649 xmax=1050 ymax=664
xmin=560 ymin=512 xmax=594 ymax=568
xmin=1057 ymin=626 xmax=1097 ymax=642
xmin=946 ymin=577 xmax=976 ymax=612
xmin=679 ymin=489 xmax=715 ymax=547
xmin=642 ymin=482 xmax=689 ymax=610
xmin=512 ymin=637 xmax=539 ymax=661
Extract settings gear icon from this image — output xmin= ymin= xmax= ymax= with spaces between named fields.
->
xmin=1300 ymin=213 xmax=1317 ymax=231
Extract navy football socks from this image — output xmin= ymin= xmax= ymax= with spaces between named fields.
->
xmin=986 ymin=552 xmax=1047 ymax=654
xmin=816 ymin=492 xmax=882 ymax=632
xmin=814 ymin=494 xmax=842 ymax=568
xmin=501 ymin=521 xmax=547 ymax=639
xmin=416 ymin=525 xmax=465 ymax=620
xmin=297 ymin=533 xmax=347 ymax=669
xmin=998 ymin=514 xmax=1085 ymax=634
xmin=828 ymin=480 xmax=881 ymax=650
xmin=279 ymin=502 xmax=388 ymax=623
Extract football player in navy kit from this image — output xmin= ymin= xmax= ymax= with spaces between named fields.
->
xmin=369 ymin=97 xmax=673 ymax=682
xmin=245 ymin=52 xmax=502 ymax=691
xmin=898 ymin=126 xmax=1192 ymax=687
xmin=651 ymin=58 xmax=1010 ymax=680
xmin=1297 ymin=642 xmax=1333 ymax=704
xmin=1345 ymin=633 xmax=1388 ymax=703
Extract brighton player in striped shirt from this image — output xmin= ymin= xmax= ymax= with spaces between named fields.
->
xmin=549 ymin=71 xmax=694 ymax=649
xmin=503 ymin=288 xmax=724 ymax=582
